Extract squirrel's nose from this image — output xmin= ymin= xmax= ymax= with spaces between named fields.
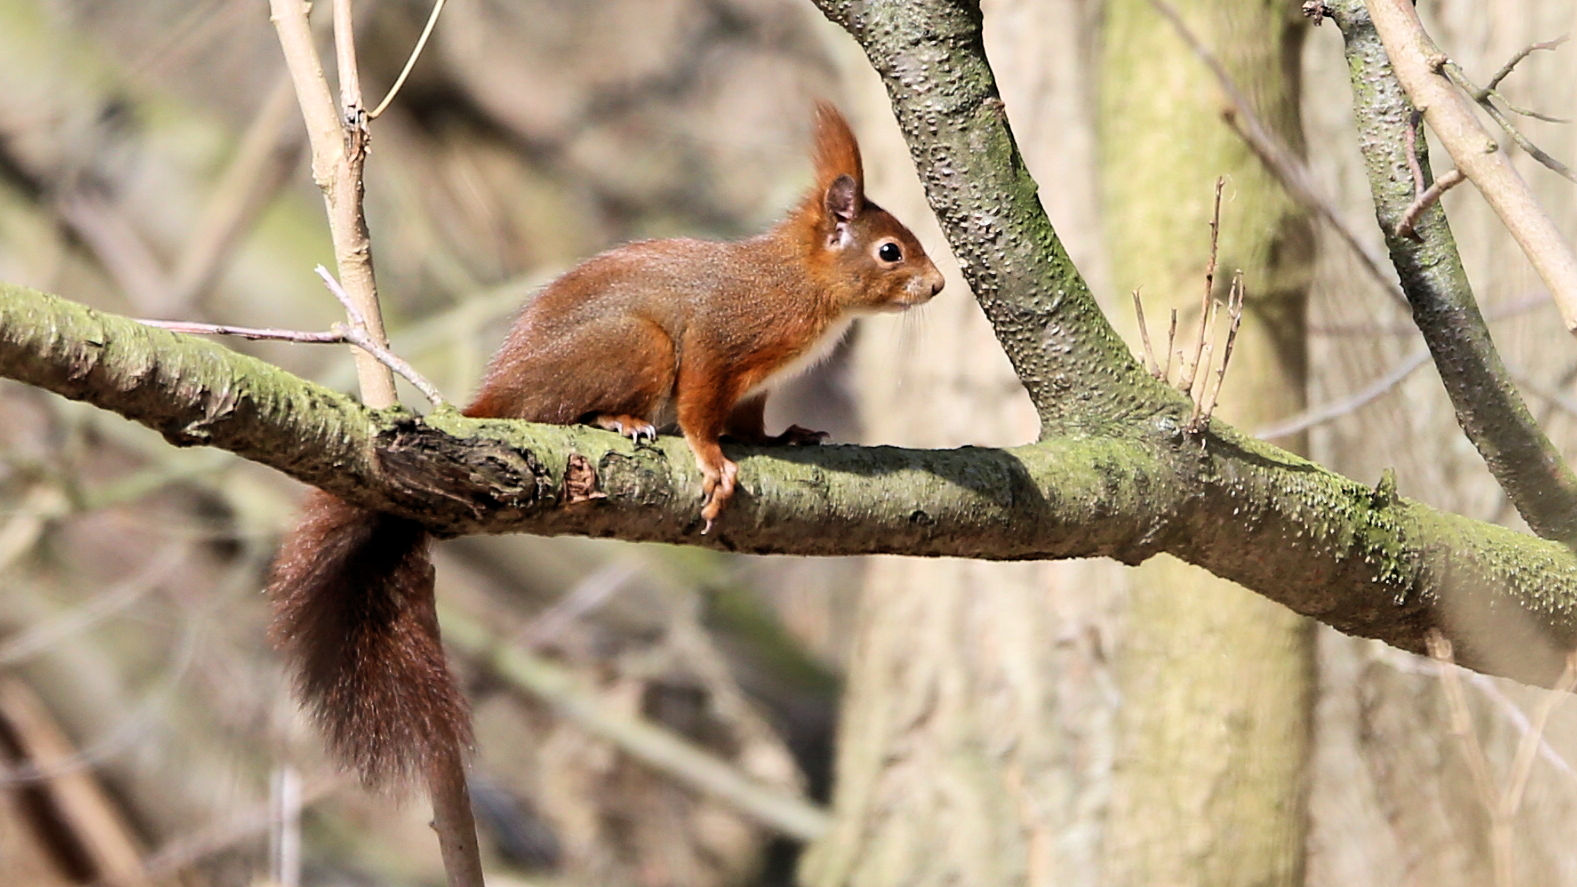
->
xmin=928 ymin=271 xmax=945 ymax=297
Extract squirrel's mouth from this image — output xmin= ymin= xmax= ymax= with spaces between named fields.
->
xmin=879 ymin=298 xmax=926 ymax=313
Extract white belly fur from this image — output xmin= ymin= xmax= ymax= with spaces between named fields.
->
xmin=746 ymin=314 xmax=856 ymax=398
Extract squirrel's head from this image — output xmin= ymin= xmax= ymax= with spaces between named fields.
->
xmin=808 ymin=102 xmax=945 ymax=313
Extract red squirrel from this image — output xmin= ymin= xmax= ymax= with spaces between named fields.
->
xmin=267 ymin=102 xmax=944 ymax=791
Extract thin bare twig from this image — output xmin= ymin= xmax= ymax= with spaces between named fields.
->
xmin=312 ymin=266 xmax=448 ymax=407
xmin=1193 ymin=271 xmax=1244 ymax=431
xmin=1164 ymin=308 xmax=1178 ymax=382
xmin=1132 ymin=288 xmax=1163 ymax=378
xmin=1177 ymin=178 xmax=1224 ymax=396
xmin=136 ymin=319 xmax=344 ymax=344
xmin=1441 ymin=62 xmax=1577 ymax=183
xmin=368 ymin=0 xmax=449 ymax=119
xmin=1486 ymin=34 xmax=1570 ymax=91
xmin=1396 ymin=168 xmax=1466 ymax=239
xmin=1255 ymin=347 xmax=1431 ymax=441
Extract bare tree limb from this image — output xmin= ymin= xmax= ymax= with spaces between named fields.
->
xmin=268 ymin=0 xmax=397 ymax=407
xmin=8 ymin=281 xmax=1577 ymax=694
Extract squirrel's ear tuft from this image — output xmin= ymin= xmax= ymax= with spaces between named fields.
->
xmin=813 ymin=101 xmax=864 ymax=204
xmin=825 ymin=173 xmax=861 ymax=226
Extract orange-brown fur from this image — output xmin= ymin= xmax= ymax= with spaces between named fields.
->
xmin=267 ymin=102 xmax=942 ymax=792
xmin=467 ymin=102 xmax=944 ymax=524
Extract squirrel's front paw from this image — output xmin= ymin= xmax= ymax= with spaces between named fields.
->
xmin=699 ymin=459 xmax=739 ymax=534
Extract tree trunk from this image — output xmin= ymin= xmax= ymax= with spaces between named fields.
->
xmin=1097 ymin=4 xmax=1315 ymax=886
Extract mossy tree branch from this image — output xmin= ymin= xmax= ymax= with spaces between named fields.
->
xmin=4 ymin=281 xmax=1577 ymax=689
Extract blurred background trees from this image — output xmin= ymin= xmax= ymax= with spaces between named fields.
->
xmin=3 ymin=0 xmax=1577 ymax=885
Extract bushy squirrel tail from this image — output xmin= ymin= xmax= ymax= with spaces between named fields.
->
xmin=266 ymin=490 xmax=471 ymax=790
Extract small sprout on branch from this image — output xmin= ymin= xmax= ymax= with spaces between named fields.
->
xmin=1371 ymin=467 xmax=1399 ymax=509
xmin=1129 ymin=178 xmax=1245 ymax=437
xmin=1189 ymin=271 xmax=1244 ymax=434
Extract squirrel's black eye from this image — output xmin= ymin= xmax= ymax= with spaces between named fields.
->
xmin=878 ymin=242 xmax=902 ymax=263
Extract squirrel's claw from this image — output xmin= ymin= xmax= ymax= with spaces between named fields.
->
xmin=698 ymin=458 xmax=739 ymax=533
xmin=594 ymin=413 xmax=658 ymax=444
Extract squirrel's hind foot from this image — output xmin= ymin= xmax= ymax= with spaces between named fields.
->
xmin=593 ymin=413 xmax=658 ymax=444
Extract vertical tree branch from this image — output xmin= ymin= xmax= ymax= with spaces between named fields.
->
xmin=1329 ymin=0 xmax=1577 ymax=546
xmin=809 ymin=0 xmax=1170 ymax=434
xmin=1362 ymin=0 xmax=1577 ymax=334
xmin=267 ymin=2 xmax=482 ymax=883
xmin=267 ymin=0 xmax=396 ymax=407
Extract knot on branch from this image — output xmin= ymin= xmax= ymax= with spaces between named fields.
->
xmin=374 ymin=416 xmax=556 ymax=534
